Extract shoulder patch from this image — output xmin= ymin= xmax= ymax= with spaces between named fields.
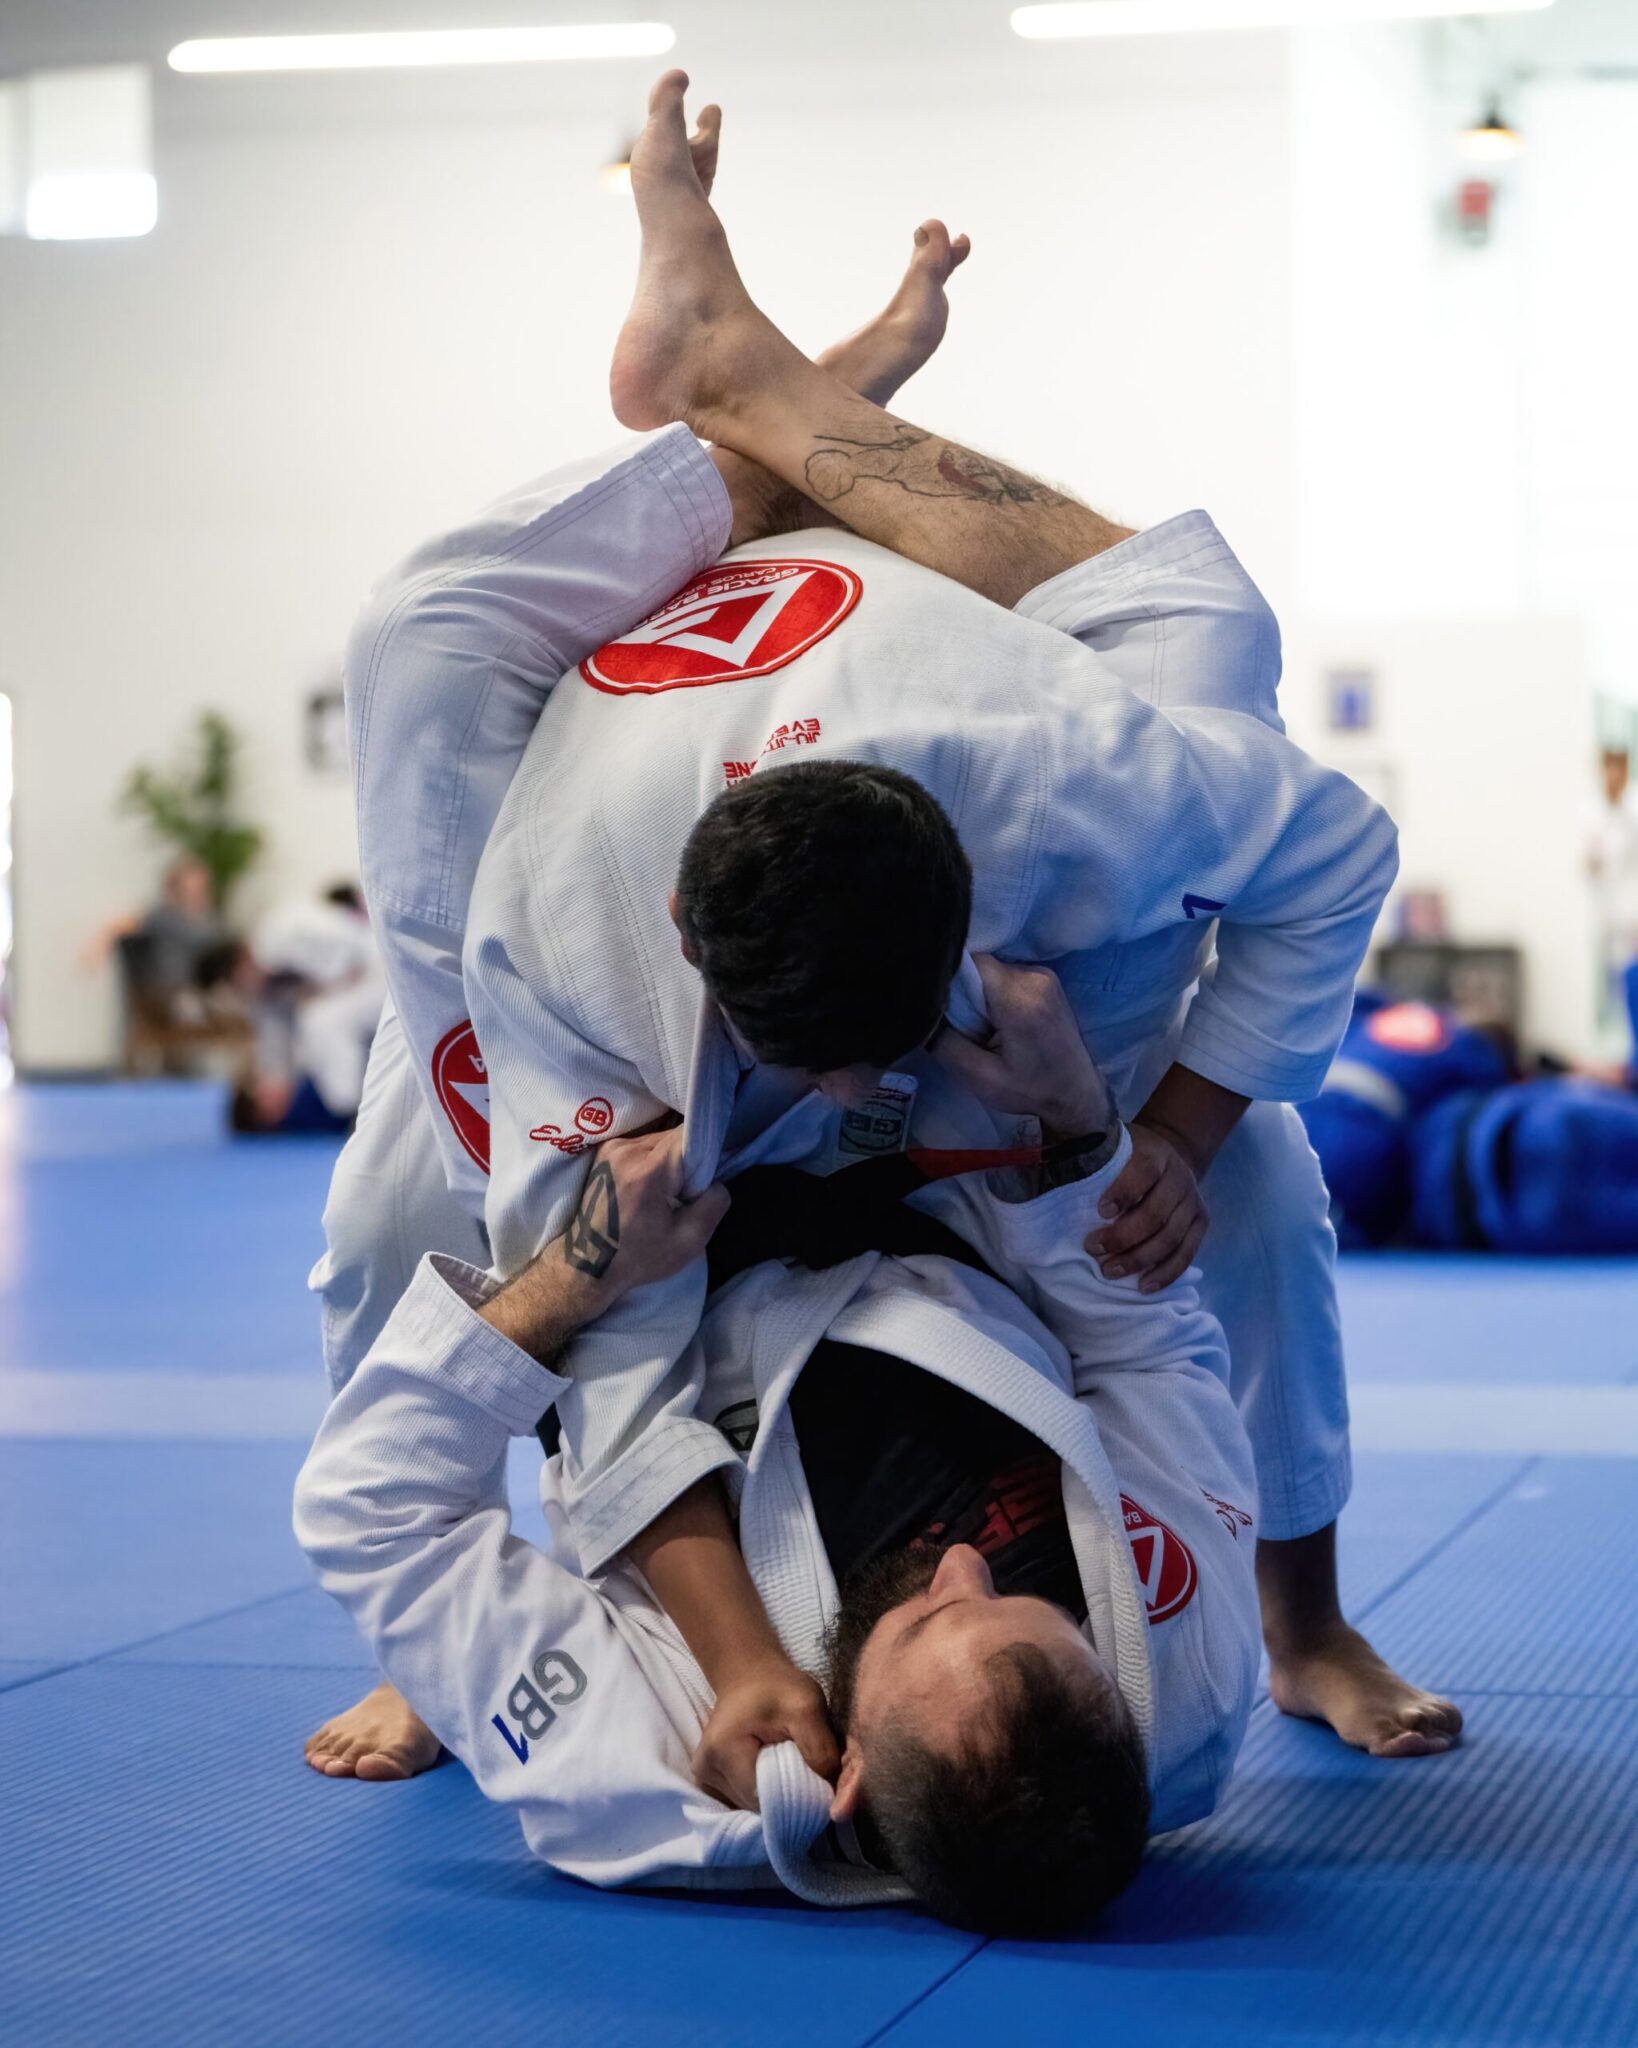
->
xmin=1122 ymin=1494 xmax=1198 ymax=1623
xmin=431 ymin=1019 xmax=490 ymax=1174
xmin=581 ymin=559 xmax=861 ymax=695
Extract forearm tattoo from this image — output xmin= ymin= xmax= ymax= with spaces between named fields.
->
xmin=563 ymin=1158 xmax=621 ymax=1279
xmin=803 ymin=426 xmax=1070 ymax=510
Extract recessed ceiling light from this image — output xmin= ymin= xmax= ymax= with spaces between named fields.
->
xmin=168 ymin=23 xmax=676 ymax=75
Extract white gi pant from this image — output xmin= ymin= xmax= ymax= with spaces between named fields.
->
xmin=318 ymin=431 xmax=1349 ymax=1541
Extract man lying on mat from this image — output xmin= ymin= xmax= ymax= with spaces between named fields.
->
xmin=297 ymin=960 xmax=1260 ymax=1933
xmin=304 ymin=71 xmax=1456 ymax=1790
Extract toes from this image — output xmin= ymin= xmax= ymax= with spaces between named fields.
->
xmin=355 ymin=1751 xmax=413 ymax=1783
xmin=950 ymin=233 xmax=972 ymax=269
xmin=910 ymin=220 xmax=953 ymax=272
xmin=1370 ymin=1726 xmax=1455 ymax=1760
xmin=647 ymin=68 xmax=691 ymax=127
xmin=320 ymin=1753 xmax=358 ymax=1777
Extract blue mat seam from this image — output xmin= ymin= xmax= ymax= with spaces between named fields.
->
xmin=1351 ymin=1454 xmax=1539 ymax=1625
xmin=0 ymin=1578 xmax=311 ymax=1696
xmin=860 ymin=1943 xmax=992 ymax=2047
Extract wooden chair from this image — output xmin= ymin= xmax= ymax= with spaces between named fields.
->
xmin=115 ymin=931 xmax=255 ymax=1079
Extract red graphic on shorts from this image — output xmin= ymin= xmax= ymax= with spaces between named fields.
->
xmin=575 ymin=1097 xmax=614 ymax=1136
xmin=582 ymin=560 xmax=862 ymax=695
xmin=1121 ymin=1494 xmax=1198 ymax=1623
xmin=431 ymin=1020 xmax=490 ymax=1175
xmin=724 ymin=760 xmax=757 ymax=784
xmin=1367 ymin=1002 xmax=1451 ymax=1055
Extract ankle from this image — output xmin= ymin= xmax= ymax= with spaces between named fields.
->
xmin=1263 ymin=1611 xmax=1354 ymax=1663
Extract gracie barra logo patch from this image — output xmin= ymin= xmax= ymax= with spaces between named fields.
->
xmin=1122 ymin=1494 xmax=1198 ymax=1624
xmin=580 ymin=559 xmax=862 ymax=695
xmin=431 ymin=1019 xmax=490 ymax=1175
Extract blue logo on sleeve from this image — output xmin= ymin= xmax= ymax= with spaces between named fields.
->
xmin=490 ymin=1648 xmax=588 ymax=1765
xmin=1182 ymin=894 xmax=1226 ymax=920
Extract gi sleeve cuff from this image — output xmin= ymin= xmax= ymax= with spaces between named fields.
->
xmin=1176 ymin=996 xmax=1336 ymax=1102
xmin=391 ymin=1253 xmax=571 ymax=1435
xmin=565 ymin=1417 xmax=745 ymax=1580
xmin=985 ymin=1126 xmax=1134 ymax=1258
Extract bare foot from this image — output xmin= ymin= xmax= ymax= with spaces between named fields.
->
xmin=1268 ymin=1623 xmax=1464 ymax=1759
xmin=610 ymin=70 xmax=794 ymax=436
xmin=686 ymin=99 xmax=722 ymax=199
xmin=819 ymin=220 xmax=972 ymax=408
xmin=304 ymin=1680 xmax=443 ymax=1782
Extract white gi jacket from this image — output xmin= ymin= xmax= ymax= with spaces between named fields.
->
xmin=295 ymin=1132 xmax=1260 ymax=1902
xmin=331 ymin=430 xmax=1387 ymax=1566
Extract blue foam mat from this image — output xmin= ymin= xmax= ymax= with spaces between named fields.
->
xmin=1335 ymin=1255 xmax=1638 ymax=1387
xmin=0 ymin=1663 xmax=979 ymax=2048
xmin=1358 ymin=1457 xmax=1638 ymax=1696
xmin=3 ymin=1083 xmax=339 ymax=1379
xmin=1332 ymin=1450 xmax=1530 ymax=1616
xmin=5 ymin=1083 xmax=1638 ymax=2048
xmin=0 ymin=1439 xmax=310 ymax=1661
xmin=876 ymin=1694 xmax=1638 ymax=2048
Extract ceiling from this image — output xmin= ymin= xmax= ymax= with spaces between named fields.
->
xmin=5 ymin=0 xmax=1637 ymax=85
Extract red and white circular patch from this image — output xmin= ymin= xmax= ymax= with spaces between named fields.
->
xmin=580 ymin=558 xmax=862 ymax=695
xmin=1367 ymin=1002 xmax=1451 ymax=1055
xmin=431 ymin=1019 xmax=490 ymax=1175
xmin=574 ymin=1096 xmax=614 ymax=1137
xmin=1121 ymin=1495 xmax=1198 ymax=1624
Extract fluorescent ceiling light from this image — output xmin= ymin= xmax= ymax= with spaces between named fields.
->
xmin=25 ymin=170 xmax=158 ymax=239
xmin=1013 ymin=0 xmax=1552 ymax=38
xmin=168 ymin=23 xmax=676 ymax=74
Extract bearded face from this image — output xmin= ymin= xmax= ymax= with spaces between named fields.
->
xmin=820 ymin=1545 xmax=942 ymax=1734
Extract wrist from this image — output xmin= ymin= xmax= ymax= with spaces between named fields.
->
xmin=479 ymin=1250 xmax=613 ymax=1361
xmin=1041 ymin=1091 xmax=1113 ymax=1148
xmin=1133 ymin=1109 xmax=1207 ymax=1180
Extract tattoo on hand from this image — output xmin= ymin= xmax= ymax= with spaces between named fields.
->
xmin=803 ymin=426 xmax=1070 ymax=510
xmin=563 ymin=1159 xmax=620 ymax=1279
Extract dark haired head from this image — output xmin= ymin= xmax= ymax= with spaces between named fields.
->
xmin=673 ymin=760 xmax=972 ymax=1074
xmin=823 ymin=1546 xmax=1150 ymax=1938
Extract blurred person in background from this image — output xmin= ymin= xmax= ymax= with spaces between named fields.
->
xmin=84 ymin=853 xmax=243 ymax=1027
xmin=1588 ymin=744 xmax=1638 ymax=1041
xmin=232 ymin=883 xmax=384 ymax=1135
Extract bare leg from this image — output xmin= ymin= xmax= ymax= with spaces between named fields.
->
xmin=713 ymin=219 xmax=973 ymax=547
xmin=304 ymin=1678 xmax=443 ymax=1781
xmin=612 ymin=72 xmax=1132 ymax=608
xmin=1259 ymin=1526 xmax=1464 ymax=1758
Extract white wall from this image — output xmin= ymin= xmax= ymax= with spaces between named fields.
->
xmin=1282 ymin=617 xmax=1601 ymax=1059
xmin=1279 ymin=22 xmax=1638 ymax=1060
xmin=1 ymin=3 xmax=1294 ymax=1070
